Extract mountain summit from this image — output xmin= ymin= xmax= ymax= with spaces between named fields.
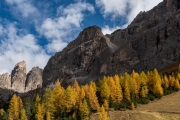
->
xmin=43 ymin=0 xmax=180 ymax=87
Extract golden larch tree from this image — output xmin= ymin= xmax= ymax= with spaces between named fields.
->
xmin=44 ymin=89 xmax=56 ymax=119
xmin=99 ymin=78 xmax=110 ymax=100
xmin=79 ymin=99 xmax=90 ymax=117
xmin=107 ymin=76 xmax=116 ymax=102
xmin=114 ymin=74 xmax=123 ymax=103
xmin=63 ymin=86 xmax=77 ymax=112
xmin=123 ymin=73 xmax=131 ymax=101
xmin=53 ymin=80 xmax=65 ymax=110
xmin=98 ymin=106 xmax=110 ymax=120
xmin=88 ymin=83 xmax=100 ymax=111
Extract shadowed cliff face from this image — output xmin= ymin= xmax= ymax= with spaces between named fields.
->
xmin=43 ymin=0 xmax=180 ymax=87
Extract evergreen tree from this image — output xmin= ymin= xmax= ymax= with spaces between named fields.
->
xmin=98 ymin=106 xmax=109 ymax=120
xmin=8 ymin=94 xmax=27 ymax=120
xmin=35 ymin=103 xmax=44 ymax=120
xmin=45 ymin=111 xmax=51 ymax=120
xmin=174 ymin=78 xmax=180 ymax=90
xmin=140 ymin=72 xmax=148 ymax=98
xmin=88 ymin=83 xmax=100 ymax=111
xmin=63 ymin=86 xmax=77 ymax=112
xmin=123 ymin=73 xmax=131 ymax=101
xmin=53 ymin=80 xmax=65 ymax=111
xmin=79 ymin=99 xmax=90 ymax=117
xmin=35 ymin=95 xmax=44 ymax=120
xmin=103 ymin=99 xmax=109 ymax=110
xmin=107 ymin=77 xmax=116 ymax=102
xmin=163 ymin=75 xmax=169 ymax=89
xmin=114 ymin=75 xmax=123 ymax=103
xmin=169 ymin=75 xmax=175 ymax=88
xmin=140 ymin=86 xmax=148 ymax=98
xmin=153 ymin=69 xmax=163 ymax=96
xmin=99 ymin=78 xmax=110 ymax=100
xmin=20 ymin=109 xmax=28 ymax=120
xmin=44 ymin=89 xmax=56 ymax=119
xmin=8 ymin=94 xmax=19 ymax=120
xmin=131 ymin=71 xmax=141 ymax=98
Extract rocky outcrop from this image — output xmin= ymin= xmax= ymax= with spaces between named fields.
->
xmin=25 ymin=67 xmax=43 ymax=92
xmin=43 ymin=0 xmax=180 ymax=87
xmin=11 ymin=61 xmax=26 ymax=93
xmin=0 ymin=73 xmax=11 ymax=89
xmin=0 ymin=61 xmax=43 ymax=93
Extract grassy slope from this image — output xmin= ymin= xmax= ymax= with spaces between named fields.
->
xmin=90 ymin=62 xmax=180 ymax=120
xmin=90 ymin=91 xmax=180 ymax=120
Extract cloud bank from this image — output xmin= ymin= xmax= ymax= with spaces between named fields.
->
xmin=0 ymin=21 xmax=50 ymax=73
xmin=40 ymin=2 xmax=95 ymax=53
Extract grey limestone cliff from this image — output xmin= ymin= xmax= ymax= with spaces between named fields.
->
xmin=25 ymin=67 xmax=43 ymax=92
xmin=0 ymin=61 xmax=43 ymax=93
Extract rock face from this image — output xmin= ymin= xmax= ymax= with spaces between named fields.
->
xmin=43 ymin=0 xmax=180 ymax=87
xmin=0 ymin=61 xmax=43 ymax=93
xmin=11 ymin=61 xmax=26 ymax=93
xmin=25 ymin=67 xmax=43 ymax=92
xmin=0 ymin=73 xmax=11 ymax=89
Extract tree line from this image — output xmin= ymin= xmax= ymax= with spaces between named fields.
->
xmin=0 ymin=65 xmax=180 ymax=120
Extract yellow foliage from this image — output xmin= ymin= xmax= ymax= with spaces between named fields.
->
xmin=163 ymin=75 xmax=169 ymax=89
xmin=0 ymin=109 xmax=5 ymax=116
xmin=174 ymin=79 xmax=180 ymax=90
xmin=98 ymin=106 xmax=110 ymax=120
xmin=35 ymin=103 xmax=44 ymax=120
xmin=114 ymin=75 xmax=123 ymax=103
xmin=123 ymin=74 xmax=131 ymax=101
xmin=8 ymin=94 xmax=26 ymax=120
xmin=99 ymin=78 xmax=110 ymax=100
xmin=140 ymin=86 xmax=148 ymax=98
xmin=35 ymin=95 xmax=44 ymax=120
xmin=103 ymin=100 xmax=109 ymax=110
xmin=53 ymin=80 xmax=65 ymax=110
xmin=79 ymin=99 xmax=90 ymax=117
xmin=130 ymin=102 xmax=135 ymax=110
xmin=88 ymin=83 xmax=100 ymax=111
xmin=108 ymin=77 xmax=116 ymax=102
xmin=131 ymin=71 xmax=141 ymax=97
xmin=63 ymin=86 xmax=77 ymax=112
xmin=20 ymin=108 xmax=28 ymax=120
xmin=46 ymin=111 xmax=51 ymax=120
xmin=44 ymin=89 xmax=55 ymax=119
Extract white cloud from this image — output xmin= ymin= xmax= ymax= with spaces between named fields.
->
xmin=40 ymin=2 xmax=95 ymax=53
xmin=0 ymin=22 xmax=50 ymax=74
xmin=96 ymin=0 xmax=163 ymax=26
xmin=102 ymin=25 xmax=120 ymax=34
xmin=5 ymin=0 xmax=39 ymax=18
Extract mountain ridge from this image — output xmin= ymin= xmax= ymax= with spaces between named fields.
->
xmin=42 ymin=0 xmax=180 ymax=87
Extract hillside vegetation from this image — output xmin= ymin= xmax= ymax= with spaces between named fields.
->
xmin=0 ymin=65 xmax=180 ymax=120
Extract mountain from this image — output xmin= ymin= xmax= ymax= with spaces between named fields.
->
xmin=0 ymin=61 xmax=42 ymax=93
xmin=42 ymin=0 xmax=180 ymax=87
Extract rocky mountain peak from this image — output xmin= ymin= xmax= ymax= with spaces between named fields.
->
xmin=0 ymin=61 xmax=43 ymax=93
xmin=14 ymin=60 xmax=26 ymax=69
xmin=67 ymin=25 xmax=103 ymax=48
xmin=43 ymin=0 xmax=180 ymax=88
xmin=25 ymin=66 xmax=43 ymax=92
xmin=11 ymin=61 xmax=27 ymax=93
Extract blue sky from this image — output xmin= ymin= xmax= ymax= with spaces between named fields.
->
xmin=0 ymin=0 xmax=162 ymax=73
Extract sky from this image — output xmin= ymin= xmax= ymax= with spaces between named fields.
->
xmin=0 ymin=0 xmax=163 ymax=74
